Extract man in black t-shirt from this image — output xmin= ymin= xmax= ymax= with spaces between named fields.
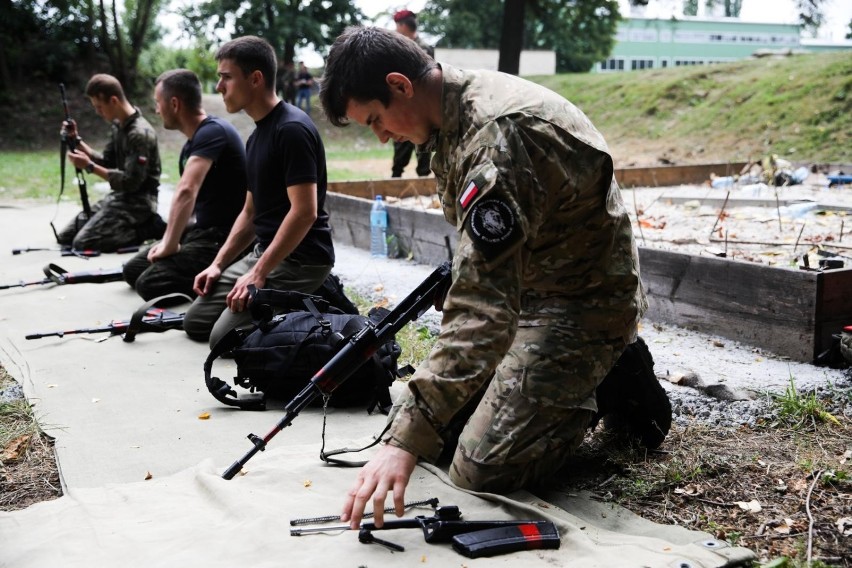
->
xmin=123 ymin=69 xmax=247 ymax=301
xmin=183 ymin=36 xmax=334 ymax=347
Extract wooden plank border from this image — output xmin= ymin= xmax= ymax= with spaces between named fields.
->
xmin=327 ymin=191 xmax=852 ymax=362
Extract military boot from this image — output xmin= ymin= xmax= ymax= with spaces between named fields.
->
xmin=590 ymin=336 xmax=672 ymax=449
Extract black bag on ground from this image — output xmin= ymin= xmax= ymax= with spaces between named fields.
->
xmin=204 ymin=287 xmax=403 ymax=412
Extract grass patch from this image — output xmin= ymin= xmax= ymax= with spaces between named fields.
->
xmin=0 ymin=366 xmax=63 ymax=511
xmin=771 ymin=376 xmax=841 ymax=428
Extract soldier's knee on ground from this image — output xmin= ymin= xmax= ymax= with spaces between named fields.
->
xmin=182 ymin=308 xmax=213 ymax=343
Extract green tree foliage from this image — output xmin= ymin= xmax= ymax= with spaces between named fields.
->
xmin=177 ymin=0 xmax=364 ymax=68
xmin=684 ymin=0 xmax=743 ymax=17
xmin=0 ymin=0 xmax=166 ymax=95
xmin=419 ymin=0 xmax=621 ymax=73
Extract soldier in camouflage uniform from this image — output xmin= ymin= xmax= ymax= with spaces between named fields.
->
xmin=390 ymin=10 xmax=433 ymax=178
xmin=320 ymin=27 xmax=649 ymax=528
xmin=60 ymin=74 xmax=163 ymax=252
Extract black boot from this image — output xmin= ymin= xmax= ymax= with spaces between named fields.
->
xmin=590 ymin=336 xmax=672 ymax=449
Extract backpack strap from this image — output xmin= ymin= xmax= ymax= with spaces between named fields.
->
xmin=204 ymin=328 xmax=266 ymax=410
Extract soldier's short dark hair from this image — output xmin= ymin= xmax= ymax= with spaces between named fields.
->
xmin=156 ymin=69 xmax=202 ymax=111
xmin=320 ymin=27 xmax=437 ymax=127
xmin=85 ymin=74 xmax=127 ymax=103
xmin=216 ymin=36 xmax=277 ymax=93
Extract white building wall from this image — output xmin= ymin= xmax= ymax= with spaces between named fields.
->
xmin=434 ymin=48 xmax=557 ymax=75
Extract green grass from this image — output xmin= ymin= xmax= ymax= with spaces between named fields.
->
xmin=771 ymin=375 xmax=840 ymax=428
xmin=2 ymin=52 xmax=848 ymax=200
xmin=532 ymin=52 xmax=851 ymax=163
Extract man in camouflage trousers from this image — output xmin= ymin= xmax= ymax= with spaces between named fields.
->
xmin=390 ymin=9 xmax=433 ymax=178
xmin=60 ymin=73 xmax=164 ymax=252
xmin=320 ymin=27 xmax=654 ymax=529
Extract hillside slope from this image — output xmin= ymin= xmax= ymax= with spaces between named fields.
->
xmin=2 ymin=52 xmax=849 ymax=170
xmin=533 ymin=51 xmax=851 ymax=167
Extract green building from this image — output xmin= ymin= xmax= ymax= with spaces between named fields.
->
xmin=597 ymin=17 xmax=804 ymax=72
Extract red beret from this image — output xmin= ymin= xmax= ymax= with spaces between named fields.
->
xmin=393 ymin=9 xmax=416 ymax=22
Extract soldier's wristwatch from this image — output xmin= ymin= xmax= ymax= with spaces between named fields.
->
xmin=85 ymin=162 xmax=95 ymax=174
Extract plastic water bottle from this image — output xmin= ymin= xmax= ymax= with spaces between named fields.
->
xmin=370 ymin=195 xmax=388 ymax=258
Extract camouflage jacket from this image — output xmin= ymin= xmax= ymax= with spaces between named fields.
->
xmin=385 ymin=64 xmax=647 ymax=462
xmin=91 ymin=107 xmax=161 ymax=199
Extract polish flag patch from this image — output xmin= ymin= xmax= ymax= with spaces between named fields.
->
xmin=459 ymin=180 xmax=479 ymax=209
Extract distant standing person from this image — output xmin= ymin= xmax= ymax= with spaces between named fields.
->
xmin=59 ymin=74 xmax=164 ymax=252
xmin=277 ymin=60 xmax=297 ymax=105
xmin=122 ymin=69 xmax=248 ymax=301
xmin=390 ymin=9 xmax=433 ymax=178
xmin=295 ymin=62 xmax=314 ymax=114
xmin=183 ymin=36 xmax=334 ymax=348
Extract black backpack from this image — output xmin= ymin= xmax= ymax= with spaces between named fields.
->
xmin=204 ymin=286 xmax=405 ymax=412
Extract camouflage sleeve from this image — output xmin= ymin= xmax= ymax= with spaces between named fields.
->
xmin=386 ymin=122 xmax=541 ymax=462
xmin=106 ymin=123 xmax=158 ymax=195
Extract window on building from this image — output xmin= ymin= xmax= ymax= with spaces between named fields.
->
xmin=600 ymin=58 xmax=626 ymax=72
xmin=631 ymin=59 xmax=655 ymax=70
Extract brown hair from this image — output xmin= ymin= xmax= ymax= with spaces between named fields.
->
xmin=85 ymin=74 xmax=127 ymax=102
xmin=320 ymin=27 xmax=436 ymax=127
xmin=156 ymin=69 xmax=202 ymax=111
xmin=216 ymin=36 xmax=277 ymax=93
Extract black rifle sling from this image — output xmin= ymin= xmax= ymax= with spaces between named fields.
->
xmin=122 ymin=293 xmax=191 ymax=342
xmin=319 ymin=415 xmax=393 ymax=467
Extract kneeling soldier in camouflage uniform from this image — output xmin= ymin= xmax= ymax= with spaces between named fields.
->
xmin=320 ymin=27 xmax=665 ymax=529
xmin=60 ymin=74 xmax=163 ymax=252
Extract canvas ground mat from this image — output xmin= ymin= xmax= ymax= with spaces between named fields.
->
xmin=1 ymin=204 xmax=754 ymax=567
xmin=0 ymin=441 xmax=755 ymax=568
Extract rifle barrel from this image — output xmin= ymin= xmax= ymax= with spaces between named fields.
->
xmin=220 ymin=262 xmax=452 ymax=480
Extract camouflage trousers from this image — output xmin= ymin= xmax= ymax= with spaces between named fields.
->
xmin=442 ymin=324 xmax=629 ymax=493
xmin=391 ymin=141 xmax=431 ymax=177
xmin=57 ymin=193 xmax=159 ymax=252
xmin=122 ymin=226 xmax=231 ymax=302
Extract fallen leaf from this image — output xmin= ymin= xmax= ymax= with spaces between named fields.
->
xmin=198 ymin=412 xmax=211 ymax=420
xmin=735 ymin=499 xmax=762 ymax=512
xmin=2 ymin=434 xmax=31 ymax=461
xmin=840 ymin=450 xmax=852 ymax=465
xmin=790 ymin=478 xmax=808 ymax=492
xmin=144 ymin=471 xmax=153 ymax=480
xmin=674 ymin=484 xmax=702 ymax=496
xmin=837 ymin=517 xmax=852 ymax=536
xmin=712 ymin=340 xmax=725 ymax=348
xmin=47 ymin=384 xmax=58 ymax=388
xmin=303 ymin=479 xmax=312 ymax=488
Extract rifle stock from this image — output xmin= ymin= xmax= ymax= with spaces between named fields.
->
xmin=220 ymin=261 xmax=452 ymax=480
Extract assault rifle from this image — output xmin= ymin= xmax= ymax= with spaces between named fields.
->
xmin=12 ymin=247 xmax=100 ymax=258
xmin=58 ymin=83 xmax=91 ymax=219
xmin=0 ymin=263 xmax=123 ymax=290
xmin=11 ymin=245 xmax=140 ymax=257
xmin=25 ymin=294 xmax=189 ymax=342
xmin=219 ymin=261 xmax=452 ymax=480
xmin=291 ymin=504 xmax=560 ymax=558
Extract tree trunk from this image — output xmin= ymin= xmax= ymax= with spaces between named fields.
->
xmin=498 ymin=0 xmax=525 ymax=75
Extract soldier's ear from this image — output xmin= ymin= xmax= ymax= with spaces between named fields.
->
xmin=386 ymin=72 xmax=414 ymax=98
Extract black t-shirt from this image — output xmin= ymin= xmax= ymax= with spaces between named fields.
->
xmin=179 ymin=116 xmax=247 ymax=230
xmin=245 ymin=101 xmax=334 ymax=265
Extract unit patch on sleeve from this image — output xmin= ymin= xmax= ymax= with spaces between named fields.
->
xmin=464 ymin=197 xmax=522 ymax=263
